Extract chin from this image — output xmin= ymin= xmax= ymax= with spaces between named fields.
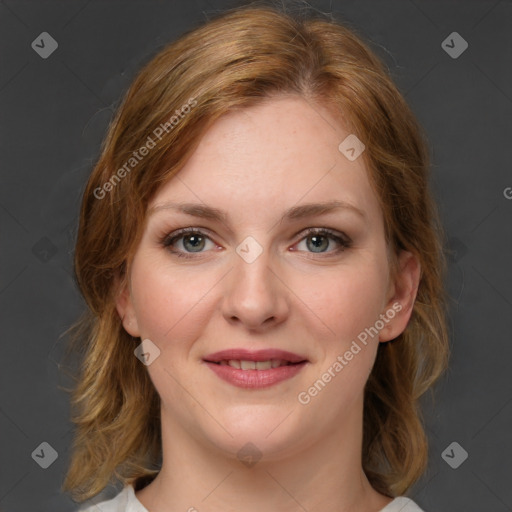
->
xmin=199 ymin=404 xmax=311 ymax=462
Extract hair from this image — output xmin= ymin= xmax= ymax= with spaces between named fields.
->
xmin=62 ymin=1 xmax=450 ymax=502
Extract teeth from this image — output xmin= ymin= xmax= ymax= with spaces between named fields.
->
xmin=224 ymin=359 xmax=287 ymax=370
xmin=256 ymin=360 xmax=272 ymax=370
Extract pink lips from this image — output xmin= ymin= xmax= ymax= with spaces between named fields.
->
xmin=203 ymin=349 xmax=308 ymax=389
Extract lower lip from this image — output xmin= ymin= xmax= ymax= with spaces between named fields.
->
xmin=204 ymin=362 xmax=307 ymax=389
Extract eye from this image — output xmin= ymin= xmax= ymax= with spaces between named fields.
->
xmin=161 ymin=228 xmax=217 ymax=259
xmin=161 ymin=227 xmax=351 ymax=260
xmin=293 ymin=228 xmax=351 ymax=256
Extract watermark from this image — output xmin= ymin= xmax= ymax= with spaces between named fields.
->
xmin=297 ymin=302 xmax=402 ymax=405
xmin=338 ymin=134 xmax=365 ymax=161
xmin=441 ymin=441 xmax=468 ymax=469
xmin=93 ymin=97 xmax=198 ymax=200
xmin=237 ymin=442 xmax=263 ymax=468
xmin=134 ymin=338 xmax=161 ymax=366
xmin=441 ymin=32 xmax=468 ymax=59
xmin=31 ymin=441 xmax=58 ymax=469
xmin=236 ymin=236 xmax=264 ymax=264
xmin=31 ymin=32 xmax=58 ymax=59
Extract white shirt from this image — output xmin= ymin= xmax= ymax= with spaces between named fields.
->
xmin=78 ymin=485 xmax=426 ymax=511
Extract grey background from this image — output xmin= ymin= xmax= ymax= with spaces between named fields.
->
xmin=1 ymin=0 xmax=511 ymax=511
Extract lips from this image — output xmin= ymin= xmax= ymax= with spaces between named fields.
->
xmin=203 ymin=349 xmax=308 ymax=389
xmin=204 ymin=349 xmax=307 ymax=364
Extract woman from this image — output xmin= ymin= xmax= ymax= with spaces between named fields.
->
xmin=63 ymin=4 xmax=449 ymax=511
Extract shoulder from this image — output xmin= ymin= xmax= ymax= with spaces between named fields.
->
xmin=76 ymin=485 xmax=145 ymax=512
xmin=380 ymin=496 xmax=426 ymax=512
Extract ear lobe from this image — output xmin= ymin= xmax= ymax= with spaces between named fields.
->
xmin=379 ymin=250 xmax=421 ymax=343
xmin=114 ymin=274 xmax=141 ymax=338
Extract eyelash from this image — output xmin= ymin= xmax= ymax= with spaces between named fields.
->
xmin=160 ymin=227 xmax=352 ymax=260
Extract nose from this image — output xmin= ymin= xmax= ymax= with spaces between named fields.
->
xmin=221 ymin=242 xmax=289 ymax=332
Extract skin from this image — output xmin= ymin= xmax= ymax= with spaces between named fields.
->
xmin=116 ymin=94 xmax=421 ymax=512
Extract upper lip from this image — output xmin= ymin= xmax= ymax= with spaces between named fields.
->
xmin=204 ymin=349 xmax=308 ymax=364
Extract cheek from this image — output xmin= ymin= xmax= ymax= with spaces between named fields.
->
xmin=297 ymin=263 xmax=388 ymax=344
xmin=130 ymin=257 xmax=218 ymax=345
xmin=292 ymin=266 xmax=387 ymax=420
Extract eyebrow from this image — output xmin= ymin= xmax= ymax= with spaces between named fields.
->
xmin=148 ymin=200 xmax=366 ymax=224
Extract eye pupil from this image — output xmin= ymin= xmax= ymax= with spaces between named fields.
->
xmin=307 ymin=235 xmax=328 ymax=253
xmin=184 ymin=234 xmax=205 ymax=252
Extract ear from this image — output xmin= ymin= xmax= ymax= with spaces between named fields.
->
xmin=379 ymin=250 xmax=421 ymax=343
xmin=114 ymin=273 xmax=141 ymax=338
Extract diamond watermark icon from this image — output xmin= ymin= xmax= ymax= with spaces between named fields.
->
xmin=442 ymin=32 xmax=468 ymax=59
xmin=31 ymin=441 xmax=58 ymax=469
xmin=32 ymin=236 xmax=58 ymax=262
xmin=31 ymin=32 xmax=58 ymax=59
xmin=236 ymin=236 xmax=263 ymax=264
xmin=134 ymin=339 xmax=161 ymax=366
xmin=441 ymin=441 xmax=468 ymax=469
xmin=338 ymin=134 xmax=365 ymax=161
xmin=237 ymin=442 xmax=262 ymax=468
xmin=447 ymin=237 xmax=468 ymax=264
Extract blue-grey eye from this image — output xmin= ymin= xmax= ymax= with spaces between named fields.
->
xmin=306 ymin=234 xmax=330 ymax=253
xmin=182 ymin=233 xmax=206 ymax=252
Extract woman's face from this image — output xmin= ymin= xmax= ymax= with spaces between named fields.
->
xmin=116 ymin=95 xmax=418 ymax=460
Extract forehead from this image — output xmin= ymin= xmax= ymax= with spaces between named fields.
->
xmin=149 ymin=95 xmax=381 ymax=227
xmin=183 ymin=95 xmax=345 ymax=183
